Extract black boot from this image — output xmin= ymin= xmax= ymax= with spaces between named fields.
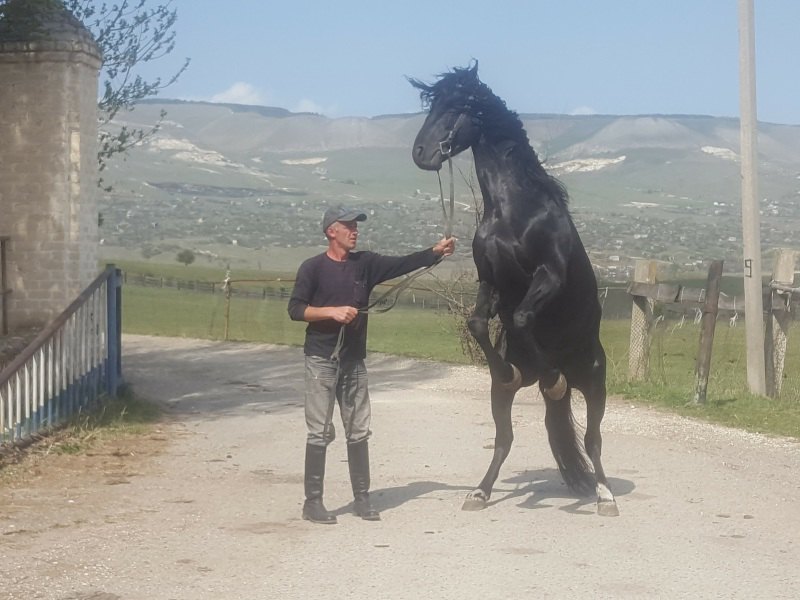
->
xmin=302 ymin=443 xmax=337 ymax=524
xmin=347 ymin=439 xmax=380 ymax=521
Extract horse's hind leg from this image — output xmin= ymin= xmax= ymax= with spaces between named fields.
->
xmin=582 ymin=346 xmax=619 ymax=516
xmin=462 ymin=384 xmax=517 ymax=511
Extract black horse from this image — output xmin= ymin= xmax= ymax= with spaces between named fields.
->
xmin=410 ymin=63 xmax=618 ymax=516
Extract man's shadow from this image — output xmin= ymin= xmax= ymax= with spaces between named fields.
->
xmin=335 ymin=470 xmax=634 ymax=516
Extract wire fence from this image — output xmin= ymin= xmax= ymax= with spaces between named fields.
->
xmin=120 ymin=269 xmax=800 ymax=404
xmin=121 ymin=271 xmax=635 ymax=317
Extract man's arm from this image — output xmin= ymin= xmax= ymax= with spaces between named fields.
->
xmin=368 ymin=237 xmax=456 ymax=284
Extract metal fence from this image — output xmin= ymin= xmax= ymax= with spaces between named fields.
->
xmin=0 ymin=265 xmax=123 ymax=445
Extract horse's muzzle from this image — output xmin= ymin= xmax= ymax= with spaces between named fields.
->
xmin=412 ymin=144 xmax=443 ymax=171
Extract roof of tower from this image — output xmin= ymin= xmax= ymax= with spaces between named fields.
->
xmin=0 ymin=1 xmax=101 ymax=59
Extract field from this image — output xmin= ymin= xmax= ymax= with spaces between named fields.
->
xmin=119 ymin=261 xmax=800 ymax=439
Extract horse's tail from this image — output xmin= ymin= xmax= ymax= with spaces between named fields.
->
xmin=544 ymin=392 xmax=595 ymax=496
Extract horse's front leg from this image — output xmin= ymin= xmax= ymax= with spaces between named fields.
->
xmin=513 ymin=264 xmax=566 ymax=399
xmin=467 ymin=281 xmax=521 ymax=389
xmin=463 ymin=383 xmax=517 ymax=511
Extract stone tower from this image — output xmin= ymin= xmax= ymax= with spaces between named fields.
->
xmin=0 ymin=0 xmax=102 ymax=330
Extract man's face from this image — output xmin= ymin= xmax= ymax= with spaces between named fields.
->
xmin=329 ymin=220 xmax=359 ymax=250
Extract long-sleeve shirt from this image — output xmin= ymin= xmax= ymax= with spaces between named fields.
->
xmin=288 ymin=248 xmax=439 ymax=361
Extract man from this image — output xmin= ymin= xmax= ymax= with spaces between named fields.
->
xmin=288 ymin=206 xmax=455 ymax=524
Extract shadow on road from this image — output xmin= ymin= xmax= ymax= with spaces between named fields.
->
xmin=123 ymin=336 xmax=463 ymax=419
xmin=336 ymin=469 xmax=634 ymax=517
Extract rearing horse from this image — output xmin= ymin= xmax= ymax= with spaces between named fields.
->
xmin=410 ymin=63 xmax=618 ymax=516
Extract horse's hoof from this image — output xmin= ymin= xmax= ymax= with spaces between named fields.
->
xmin=597 ymin=499 xmax=619 ymax=517
xmin=543 ymin=372 xmax=567 ymax=401
xmin=497 ymin=364 xmax=522 ymax=392
xmin=462 ymin=490 xmax=488 ymax=511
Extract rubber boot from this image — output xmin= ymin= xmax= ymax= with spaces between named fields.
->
xmin=302 ymin=443 xmax=337 ymax=524
xmin=347 ymin=439 xmax=381 ymax=521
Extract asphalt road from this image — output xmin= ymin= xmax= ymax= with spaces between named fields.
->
xmin=1 ymin=334 xmax=799 ymax=599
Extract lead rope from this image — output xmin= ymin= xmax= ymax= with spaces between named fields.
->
xmin=436 ymin=156 xmax=456 ymax=239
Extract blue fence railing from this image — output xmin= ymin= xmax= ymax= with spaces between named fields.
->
xmin=0 ymin=265 xmax=123 ymax=445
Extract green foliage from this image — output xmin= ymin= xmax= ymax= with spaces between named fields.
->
xmin=66 ymin=0 xmax=190 ymax=186
xmin=176 ymin=248 xmax=195 ymax=266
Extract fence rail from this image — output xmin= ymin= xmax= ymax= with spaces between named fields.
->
xmin=0 ymin=265 xmax=123 ymax=445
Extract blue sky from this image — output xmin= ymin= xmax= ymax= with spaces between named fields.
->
xmin=139 ymin=1 xmax=800 ymax=125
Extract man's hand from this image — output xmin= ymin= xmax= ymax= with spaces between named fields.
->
xmin=303 ymin=305 xmax=358 ymax=323
xmin=329 ymin=306 xmax=358 ymax=324
xmin=433 ymin=237 xmax=456 ymax=257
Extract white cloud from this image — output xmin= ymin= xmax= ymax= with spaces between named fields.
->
xmin=570 ymin=105 xmax=597 ymax=116
xmin=210 ymin=82 xmax=265 ymax=105
xmin=293 ymin=98 xmax=324 ymax=114
xmin=292 ymin=98 xmax=339 ymax=116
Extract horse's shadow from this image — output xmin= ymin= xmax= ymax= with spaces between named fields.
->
xmin=492 ymin=469 xmax=635 ymax=515
xmin=336 ymin=471 xmax=634 ymax=516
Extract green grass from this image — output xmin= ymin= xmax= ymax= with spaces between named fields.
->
xmin=109 ymin=258 xmax=296 ymax=284
xmin=48 ymin=387 xmax=163 ymax=454
xmin=601 ymin=319 xmax=800 ymax=438
xmin=118 ymin=261 xmax=800 ymax=441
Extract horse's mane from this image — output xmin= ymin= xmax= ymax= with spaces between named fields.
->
xmin=410 ymin=65 xmax=568 ymax=206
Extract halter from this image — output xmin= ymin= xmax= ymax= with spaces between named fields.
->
xmin=439 ymin=93 xmax=475 ymax=154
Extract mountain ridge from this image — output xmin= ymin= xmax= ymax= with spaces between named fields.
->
xmin=99 ymin=99 xmax=800 ymax=276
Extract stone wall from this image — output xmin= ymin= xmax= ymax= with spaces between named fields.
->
xmin=0 ymin=5 xmax=102 ymax=329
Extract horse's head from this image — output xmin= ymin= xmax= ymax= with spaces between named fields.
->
xmin=409 ymin=62 xmax=485 ymax=171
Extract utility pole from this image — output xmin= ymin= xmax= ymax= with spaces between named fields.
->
xmin=738 ymin=0 xmax=766 ymax=395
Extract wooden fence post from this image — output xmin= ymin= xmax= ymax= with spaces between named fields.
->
xmin=765 ymin=249 xmax=797 ymax=398
xmin=222 ymin=272 xmax=232 ymax=341
xmin=693 ymin=260 xmax=724 ymax=405
xmin=629 ymin=260 xmax=658 ymax=381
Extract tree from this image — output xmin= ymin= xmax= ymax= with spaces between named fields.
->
xmin=0 ymin=0 xmax=190 ymax=187
xmin=176 ymin=249 xmax=195 ymax=267
xmin=67 ymin=0 xmax=190 ymax=188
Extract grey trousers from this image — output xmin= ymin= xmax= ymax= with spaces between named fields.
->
xmin=305 ymin=355 xmax=371 ymax=447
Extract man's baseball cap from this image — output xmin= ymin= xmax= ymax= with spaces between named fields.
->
xmin=321 ymin=206 xmax=367 ymax=232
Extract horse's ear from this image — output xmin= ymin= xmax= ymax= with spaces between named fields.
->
xmin=469 ymin=59 xmax=479 ymax=76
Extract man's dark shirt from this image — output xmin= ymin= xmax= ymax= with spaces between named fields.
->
xmin=288 ymin=249 xmax=438 ymax=361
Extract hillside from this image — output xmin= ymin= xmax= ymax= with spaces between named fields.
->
xmin=98 ymin=100 xmax=800 ymax=279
